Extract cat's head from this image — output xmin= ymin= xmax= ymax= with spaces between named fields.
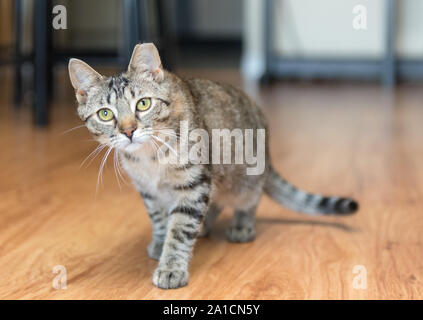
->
xmin=68 ymin=43 xmax=176 ymax=153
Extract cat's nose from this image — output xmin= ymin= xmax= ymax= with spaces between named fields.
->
xmin=122 ymin=126 xmax=136 ymax=140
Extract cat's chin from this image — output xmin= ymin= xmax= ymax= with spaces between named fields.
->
xmin=122 ymin=142 xmax=144 ymax=153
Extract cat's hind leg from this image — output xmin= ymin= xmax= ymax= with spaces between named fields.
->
xmin=198 ymin=203 xmax=222 ymax=237
xmin=226 ymin=205 xmax=257 ymax=243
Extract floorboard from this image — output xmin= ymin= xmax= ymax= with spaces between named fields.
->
xmin=1 ymin=69 xmax=423 ymax=299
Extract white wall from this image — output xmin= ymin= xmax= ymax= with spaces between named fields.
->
xmin=273 ymin=0 xmax=385 ymax=58
xmin=242 ymin=0 xmax=423 ymax=79
xmin=396 ymin=0 xmax=423 ymax=59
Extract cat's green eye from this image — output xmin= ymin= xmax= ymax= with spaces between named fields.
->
xmin=97 ymin=108 xmax=114 ymax=121
xmin=136 ymin=98 xmax=151 ymax=111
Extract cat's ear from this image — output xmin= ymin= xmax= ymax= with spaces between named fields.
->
xmin=68 ymin=58 xmax=103 ymax=104
xmin=127 ymin=43 xmax=164 ymax=82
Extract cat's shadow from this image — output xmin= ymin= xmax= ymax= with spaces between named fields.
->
xmin=206 ymin=215 xmax=359 ymax=244
xmin=255 ymin=216 xmax=359 ymax=232
xmin=86 ymin=215 xmax=357 ymax=287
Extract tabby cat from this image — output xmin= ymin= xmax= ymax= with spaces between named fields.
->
xmin=68 ymin=43 xmax=358 ymax=289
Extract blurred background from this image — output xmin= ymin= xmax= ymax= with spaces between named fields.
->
xmin=0 ymin=0 xmax=422 ymax=125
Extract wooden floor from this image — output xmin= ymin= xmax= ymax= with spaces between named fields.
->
xmin=1 ymin=69 xmax=423 ymax=299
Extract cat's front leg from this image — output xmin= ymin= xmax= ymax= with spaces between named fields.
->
xmin=153 ymin=179 xmax=210 ymax=289
xmin=139 ymin=191 xmax=168 ymax=260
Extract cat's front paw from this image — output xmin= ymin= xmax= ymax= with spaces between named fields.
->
xmin=153 ymin=267 xmax=189 ymax=289
xmin=147 ymin=240 xmax=164 ymax=260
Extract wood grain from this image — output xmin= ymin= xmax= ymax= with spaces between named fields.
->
xmin=1 ymin=70 xmax=423 ymax=299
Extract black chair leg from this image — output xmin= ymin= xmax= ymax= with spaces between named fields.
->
xmin=13 ymin=0 xmax=22 ymax=107
xmin=33 ymin=0 xmax=49 ymax=126
xmin=122 ymin=0 xmax=152 ymax=67
xmin=138 ymin=0 xmax=150 ymax=42
xmin=47 ymin=4 xmax=54 ymax=101
xmin=122 ymin=0 xmax=140 ymax=66
xmin=156 ymin=0 xmax=175 ymax=70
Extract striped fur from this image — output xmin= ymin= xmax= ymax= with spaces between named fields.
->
xmin=69 ymin=43 xmax=359 ymax=290
xmin=264 ymin=166 xmax=358 ymax=215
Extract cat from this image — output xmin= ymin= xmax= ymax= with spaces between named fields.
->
xmin=68 ymin=43 xmax=358 ymax=289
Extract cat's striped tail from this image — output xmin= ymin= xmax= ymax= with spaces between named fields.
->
xmin=264 ymin=166 xmax=358 ymax=215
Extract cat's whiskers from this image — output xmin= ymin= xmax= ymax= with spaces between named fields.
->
xmin=91 ymin=130 xmax=179 ymax=193
xmin=113 ymin=149 xmax=122 ymax=190
xmin=109 ymin=138 xmax=123 ymax=186
xmin=157 ymin=132 xmax=180 ymax=142
xmin=149 ymin=138 xmax=167 ymax=175
xmin=151 ymin=134 xmax=178 ymax=157
xmin=155 ymin=131 xmax=180 ymax=148
xmin=61 ymin=124 xmax=86 ymax=135
xmin=150 ymin=137 xmax=165 ymax=163
xmin=80 ymin=144 xmax=107 ymax=169
xmin=149 ymin=139 xmax=160 ymax=162
xmin=157 ymin=128 xmax=180 ymax=135
xmin=156 ymin=128 xmax=181 ymax=139
xmin=96 ymin=145 xmax=113 ymax=193
xmin=114 ymin=149 xmax=130 ymax=186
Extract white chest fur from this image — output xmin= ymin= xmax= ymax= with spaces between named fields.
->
xmin=119 ymin=148 xmax=178 ymax=210
xmin=120 ymin=152 xmax=161 ymax=191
